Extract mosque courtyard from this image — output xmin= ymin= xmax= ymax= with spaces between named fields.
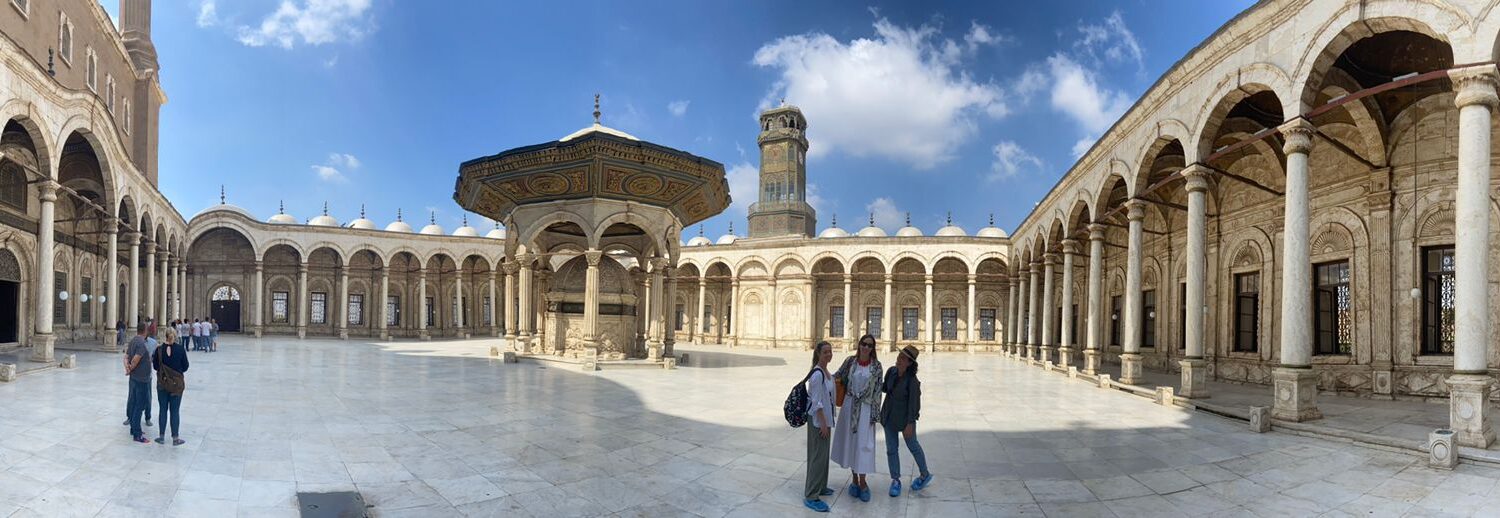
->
xmin=0 ymin=340 xmax=1491 ymax=517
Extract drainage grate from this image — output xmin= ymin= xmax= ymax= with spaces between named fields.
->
xmin=297 ymin=491 xmax=369 ymax=518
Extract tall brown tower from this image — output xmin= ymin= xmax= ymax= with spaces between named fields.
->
xmin=120 ymin=0 xmax=163 ymax=186
xmin=747 ymin=105 xmax=816 ymax=237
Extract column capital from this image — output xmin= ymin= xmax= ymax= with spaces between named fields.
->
xmin=516 ymin=253 xmax=536 ymax=264
xmin=923 ymin=274 xmax=933 ymax=284
xmin=36 ymin=179 xmax=58 ymax=200
xmin=1060 ymin=239 xmax=1080 ymax=254
xmin=254 ymin=260 xmax=263 ymax=272
xmin=1181 ymin=164 xmax=1213 ymax=193
xmin=883 ymin=273 xmax=894 ymax=283
xmin=1451 ymin=64 xmax=1500 ymax=109
xmin=648 ymin=257 xmax=668 ymax=271
xmin=842 ymin=273 xmax=853 ymax=282
xmin=125 ymin=231 xmax=141 ymax=244
xmin=1278 ymin=118 xmax=1315 ymax=155
xmin=966 ymin=273 xmax=977 ymax=283
xmin=583 ymin=250 xmax=604 ymax=266
xmin=502 ymin=262 xmax=520 ymax=274
xmin=1124 ymin=199 xmax=1148 ymax=221
xmin=1042 ymin=253 xmax=1057 ymax=264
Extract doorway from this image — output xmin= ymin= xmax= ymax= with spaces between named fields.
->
xmin=0 ymin=250 xmax=20 ymax=343
xmin=210 ymin=285 xmax=242 ymax=332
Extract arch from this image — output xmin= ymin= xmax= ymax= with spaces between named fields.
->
xmin=383 ymin=246 xmax=423 ymax=268
xmin=1293 ymin=10 xmax=1467 ymax=112
xmin=807 ymin=251 xmax=849 ymax=274
xmin=0 ymin=104 xmax=54 ymax=179
xmin=736 ymin=258 xmax=769 ymax=279
xmin=926 ymin=252 xmax=971 ymax=275
xmin=517 ymin=209 xmax=593 ymax=250
xmin=260 ymin=242 xmax=304 ymax=264
xmin=591 ymin=212 xmax=667 ymax=252
xmin=771 ymin=254 xmax=807 ymax=277
xmin=1195 ymin=77 xmax=1291 ymax=162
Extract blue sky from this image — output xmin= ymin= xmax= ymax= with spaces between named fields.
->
xmin=130 ymin=0 xmax=1254 ymax=239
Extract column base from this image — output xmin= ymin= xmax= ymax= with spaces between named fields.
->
xmin=1029 ymin=345 xmax=1039 ymax=360
xmin=1179 ymin=358 xmax=1209 ymax=399
xmin=379 ymin=331 xmax=390 ymax=340
xmin=419 ymin=330 xmax=431 ymax=341
xmin=1082 ymin=349 xmax=1100 ymax=375
xmin=1039 ymin=347 xmax=1052 ymax=364
xmin=296 ymin=327 xmax=306 ymax=339
xmin=664 ymin=339 xmax=676 ymax=358
xmin=1118 ymin=353 xmax=1143 ymax=385
xmin=1447 ymin=374 xmax=1496 ymax=448
xmin=1057 ymin=347 xmax=1073 ymax=368
xmin=1271 ymin=367 xmax=1322 ymax=422
xmin=647 ymin=340 xmax=663 ymax=361
xmin=338 ymin=329 xmax=349 ymax=340
xmin=28 ymin=334 xmax=55 ymax=363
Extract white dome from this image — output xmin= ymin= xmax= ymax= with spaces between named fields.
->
xmin=308 ymin=214 xmax=339 ymax=227
xmin=856 ymin=225 xmax=887 ymax=237
xmin=453 ymin=225 xmax=479 ymax=237
xmin=896 ymin=226 xmax=923 ymax=237
xmin=192 ymin=203 xmax=254 ymax=221
xmin=349 ymin=218 xmax=376 ymax=230
xmin=818 ymin=227 xmax=850 ymax=238
xmin=486 ymin=227 xmax=507 ymax=239
xmin=935 ymin=225 xmax=967 ymax=237
xmin=715 ymin=234 xmax=737 ymax=245
xmin=687 ymin=236 xmax=712 ymax=247
xmin=560 ymin=122 xmax=639 ymax=142
xmin=421 ymin=223 xmax=446 ymax=236
xmin=385 ymin=221 xmax=413 ymax=233
xmin=269 ymin=213 xmax=297 ymax=224
xmin=976 ymin=226 xmax=1008 ymax=238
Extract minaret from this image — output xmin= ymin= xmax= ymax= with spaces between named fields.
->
xmin=748 ymin=103 xmax=815 ymax=237
xmin=120 ymin=0 xmax=163 ymax=187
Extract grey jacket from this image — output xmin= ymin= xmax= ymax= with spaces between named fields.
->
xmin=879 ymin=366 xmax=921 ymax=430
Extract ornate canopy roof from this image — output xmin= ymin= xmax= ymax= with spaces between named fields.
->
xmin=453 ymin=129 xmax=730 ymax=229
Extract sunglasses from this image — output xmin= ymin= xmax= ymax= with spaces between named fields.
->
xmin=859 ymin=342 xmax=875 ymax=348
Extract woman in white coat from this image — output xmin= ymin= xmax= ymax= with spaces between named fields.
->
xmin=830 ymin=334 xmax=883 ymax=502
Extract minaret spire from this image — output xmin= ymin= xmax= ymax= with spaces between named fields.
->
xmin=219 ymin=185 xmax=225 ymax=205
xmin=278 ymin=200 xmax=284 ymax=214
xmin=593 ymin=93 xmax=601 ymax=125
xmin=396 ymin=208 xmax=403 ymax=221
xmin=322 ymin=201 xmax=328 ymax=216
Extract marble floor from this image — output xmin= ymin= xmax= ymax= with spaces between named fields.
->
xmin=0 ymin=338 xmax=1498 ymax=517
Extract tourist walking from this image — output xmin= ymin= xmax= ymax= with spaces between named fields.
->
xmin=123 ymin=324 xmax=152 ymax=443
xmin=831 ymin=334 xmax=883 ymax=502
xmin=153 ymin=327 xmax=189 ymax=445
xmin=803 ymin=340 xmax=835 ymax=513
xmin=209 ymin=318 xmax=219 ymax=352
xmin=881 ymin=345 xmax=932 ymax=496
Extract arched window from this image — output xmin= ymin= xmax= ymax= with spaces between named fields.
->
xmin=0 ymin=162 xmax=25 ymax=211
xmin=212 ymin=286 xmax=241 ymax=301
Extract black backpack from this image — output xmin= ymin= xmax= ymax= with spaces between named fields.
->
xmin=784 ymin=367 xmax=825 ymax=428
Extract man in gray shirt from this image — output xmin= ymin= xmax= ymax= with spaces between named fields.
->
xmin=124 ymin=325 xmax=152 ymax=443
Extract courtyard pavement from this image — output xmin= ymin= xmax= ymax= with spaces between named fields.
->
xmin=0 ymin=338 xmax=1497 ymax=517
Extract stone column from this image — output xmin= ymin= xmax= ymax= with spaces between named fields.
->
xmin=504 ymin=264 xmax=518 ymax=346
xmin=1027 ymin=262 xmax=1040 ymax=359
xmin=379 ymin=268 xmax=390 ymax=339
xmin=517 ymin=255 xmax=533 ymax=351
xmin=883 ymin=273 xmax=894 ymax=351
xmin=768 ymin=278 xmax=778 ymax=350
xmin=923 ymin=274 xmax=934 ymax=354
xmin=1085 ymin=224 xmax=1105 ymax=374
xmin=1272 ymin=118 xmax=1321 ymax=421
xmin=1040 ymin=254 xmax=1056 ymax=363
xmin=1120 ymin=200 xmax=1147 ymax=384
xmin=105 ymin=224 xmax=119 ymax=347
xmin=647 ymin=258 xmax=665 ymax=359
xmin=252 ymin=261 xmax=263 ymax=337
xmin=453 ymin=265 xmax=465 ymax=337
xmin=128 ymin=232 xmax=140 ymax=328
xmin=175 ymin=259 xmax=185 ymax=320
xmin=582 ymin=250 xmax=602 ymax=356
xmin=158 ymin=253 xmax=169 ymax=324
xmin=729 ymin=278 xmax=740 ymax=348
xmin=418 ymin=268 xmax=430 ymax=341
xmin=1059 ymin=241 xmax=1077 ymax=367
xmin=1007 ymin=274 xmax=1020 ymax=356
xmin=843 ymin=274 xmax=854 ymax=350
xmin=664 ymin=265 xmax=677 ymax=357
xmin=1448 ymin=65 xmax=1498 ymax=446
xmin=696 ymin=277 xmax=708 ymax=344
xmin=30 ymin=180 xmax=57 ymax=361
xmin=337 ymin=267 xmax=349 ymax=340
xmin=488 ymin=271 xmax=498 ymax=337
xmin=1017 ymin=271 xmax=1030 ymax=358
xmin=144 ymin=244 xmax=156 ymax=322
xmin=966 ymin=273 xmax=977 ymax=352
xmin=1181 ymin=165 xmax=1211 ymax=398
xmin=296 ymin=262 xmax=308 ymax=339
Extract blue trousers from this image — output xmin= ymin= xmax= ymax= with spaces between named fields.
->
xmin=126 ymin=377 xmax=152 ymax=422
xmin=126 ymin=379 xmax=150 ymax=438
xmin=883 ymin=421 xmax=930 ymax=480
xmin=157 ymin=389 xmax=182 ymax=438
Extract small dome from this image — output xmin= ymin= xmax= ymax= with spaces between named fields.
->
xmin=192 ymin=203 xmax=254 ymax=221
xmin=715 ymin=234 xmax=737 ymax=245
xmin=560 ymin=123 xmax=639 ymax=142
xmin=386 ymin=221 xmax=413 ymax=233
xmin=268 ymin=201 xmax=297 ymax=224
xmin=452 ymin=215 xmax=478 ymax=237
xmin=894 ymin=213 xmax=921 ymax=237
xmin=486 ymin=226 xmax=507 ymax=239
xmin=349 ymin=218 xmax=376 ymax=230
xmin=308 ymin=215 xmax=339 ymax=227
xmin=687 ymin=236 xmax=712 ymax=246
xmin=934 ymin=213 xmax=965 ymax=236
xmin=856 ymin=225 xmax=887 ymax=237
xmin=975 ymin=214 xmax=1008 ymax=238
xmin=818 ymin=227 xmax=849 ymax=238
xmin=421 ymin=224 xmax=445 ymax=235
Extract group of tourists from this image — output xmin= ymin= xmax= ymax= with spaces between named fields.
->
xmin=799 ymin=335 xmax=931 ymax=513
xmin=116 ymin=317 xmax=218 ymax=352
xmin=121 ymin=317 xmax=191 ymax=445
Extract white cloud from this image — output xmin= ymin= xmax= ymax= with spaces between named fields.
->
xmin=963 ymin=21 xmax=1009 ymax=50
xmin=805 ymin=183 xmax=827 ymax=215
xmin=989 ymin=141 xmax=1043 ymax=180
xmin=1046 ymin=54 xmax=1132 ymax=134
xmin=725 ymin=162 xmax=758 ymax=217
xmin=667 ymin=100 xmax=690 ymax=117
xmin=237 ymin=0 xmax=374 ymax=49
xmin=196 ymin=1 xmax=218 ymax=28
xmin=865 ymin=197 xmax=904 ymax=232
xmin=1075 ymin=11 xmax=1143 ymax=70
xmin=1071 ymin=136 xmax=1097 ymax=158
xmin=312 ymin=152 xmax=359 ymax=183
xmin=752 ymin=17 xmax=1009 ymax=169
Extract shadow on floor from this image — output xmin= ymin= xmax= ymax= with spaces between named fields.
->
xmin=680 ymin=349 xmax=789 ymax=368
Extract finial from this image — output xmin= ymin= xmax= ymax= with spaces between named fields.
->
xmin=462 ymin=214 xmax=469 ymax=227
xmin=219 ymin=185 xmax=225 ymax=205
xmin=494 ymin=219 xmax=500 ymax=230
xmin=728 ymin=221 xmax=734 ymax=235
xmin=946 ymin=211 xmax=952 ymax=226
xmin=593 ymin=93 xmax=601 ymax=125
xmin=698 ymin=224 xmax=704 ymax=237
xmin=905 ymin=212 xmax=911 ymax=226
xmin=779 ymin=97 xmax=786 ymax=107
xmin=278 ymin=200 xmax=284 ymax=214
xmin=430 ymin=211 xmax=436 ymax=225
xmin=869 ymin=212 xmax=874 ymax=226
xmin=360 ymin=204 xmax=366 ymax=218
xmin=989 ymin=213 xmax=995 ymax=226
xmin=396 ymin=208 xmax=403 ymax=221
xmin=322 ymin=201 xmax=328 ymax=216
xmin=47 ymin=48 xmax=55 ymax=77
xmin=831 ymin=214 xmax=837 ymax=227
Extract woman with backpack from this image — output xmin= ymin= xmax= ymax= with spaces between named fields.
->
xmin=803 ymin=340 xmax=835 ymax=512
xmin=882 ymin=345 xmax=931 ymax=496
xmin=831 ymin=334 xmax=883 ymax=502
xmin=152 ymin=327 xmax=189 ymax=445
